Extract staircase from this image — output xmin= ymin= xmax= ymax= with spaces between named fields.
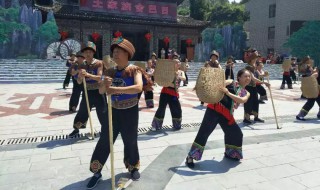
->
xmin=0 ymin=59 xmax=67 ymax=83
xmin=0 ymin=59 xmax=283 ymax=83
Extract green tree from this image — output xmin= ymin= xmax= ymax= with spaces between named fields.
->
xmin=33 ymin=20 xmax=60 ymax=43
xmin=178 ymin=7 xmax=190 ymax=16
xmin=190 ymin=0 xmax=207 ymax=20
xmin=208 ymin=3 xmax=249 ymax=27
xmin=284 ymin=21 xmax=320 ymax=65
xmin=0 ymin=7 xmax=29 ymax=43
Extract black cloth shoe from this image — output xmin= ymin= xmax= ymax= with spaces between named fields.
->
xmin=258 ymin=100 xmax=265 ymax=104
xmin=254 ymin=117 xmax=265 ymax=123
xmin=68 ymin=129 xmax=79 ymax=138
xmin=185 ymin=156 xmax=195 ymax=168
xmin=296 ymin=115 xmax=306 ymax=121
xmin=224 ymin=153 xmax=240 ymax=161
xmin=87 ymin=173 xmax=102 ymax=189
xmin=243 ymin=119 xmax=252 ymax=124
xmin=131 ymin=168 xmax=140 ymax=180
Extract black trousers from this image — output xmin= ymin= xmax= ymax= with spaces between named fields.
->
xmin=154 ymin=93 xmax=182 ymax=124
xmin=256 ymin=85 xmax=267 ymax=97
xmin=244 ymin=86 xmax=259 ymax=117
xmin=188 ymin=107 xmax=243 ymax=160
xmin=302 ymin=96 xmax=320 ymax=113
xmin=138 ymin=91 xmax=153 ymax=101
xmin=282 ymin=75 xmax=292 ymax=85
xmin=290 ymin=70 xmax=297 ymax=81
xmin=184 ymin=72 xmax=188 ymax=84
xmin=72 ymin=89 xmax=106 ymax=129
xmin=69 ymin=77 xmax=82 ymax=110
xmin=90 ymin=105 xmax=140 ymax=173
xmin=225 ymin=68 xmax=234 ymax=80
xmin=63 ymin=69 xmax=71 ymax=85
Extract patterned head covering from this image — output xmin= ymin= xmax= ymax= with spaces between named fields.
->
xmin=111 ymin=37 xmax=135 ymax=60
xmin=210 ymin=50 xmax=219 ymax=59
xmin=81 ymin=41 xmax=96 ymax=53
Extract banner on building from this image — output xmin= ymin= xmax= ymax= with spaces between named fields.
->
xmin=79 ymin=0 xmax=177 ymax=21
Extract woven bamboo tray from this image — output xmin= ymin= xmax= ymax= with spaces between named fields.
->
xmin=301 ymin=76 xmax=319 ymax=98
xmin=154 ymin=59 xmax=176 ymax=87
xmin=196 ymin=67 xmax=225 ymax=104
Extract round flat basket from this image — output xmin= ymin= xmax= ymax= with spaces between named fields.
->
xmin=301 ymin=76 xmax=319 ymax=98
xmin=196 ymin=67 xmax=225 ymax=104
xmin=154 ymin=59 xmax=176 ymax=87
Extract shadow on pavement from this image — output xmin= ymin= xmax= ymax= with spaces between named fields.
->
xmin=37 ymin=138 xmax=91 ymax=149
xmin=138 ymin=130 xmax=169 ymax=141
xmin=61 ymin=173 xmax=129 ymax=190
xmin=168 ymin=157 xmax=240 ymax=176
xmin=294 ymin=119 xmax=320 ymax=124
xmin=49 ymin=110 xmax=73 ymax=117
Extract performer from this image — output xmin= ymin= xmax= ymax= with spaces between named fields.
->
xmin=63 ymin=52 xmax=76 ymax=89
xmin=87 ymin=37 xmax=152 ymax=189
xmin=186 ymin=69 xmax=252 ymax=168
xmin=255 ymin=61 xmax=268 ymax=103
xmin=183 ymin=58 xmax=190 ymax=86
xmin=243 ymin=49 xmax=270 ymax=124
xmin=200 ymin=50 xmax=222 ymax=106
xmin=68 ymin=51 xmax=85 ymax=112
xmin=68 ymin=42 xmax=106 ymax=138
xmin=161 ymin=48 xmax=166 ymax=59
xmin=296 ymin=56 xmax=319 ymax=120
xmin=151 ymin=59 xmax=186 ymax=131
xmin=290 ymin=57 xmax=298 ymax=84
xmin=225 ymin=56 xmax=235 ymax=80
xmin=151 ymin=52 xmax=157 ymax=68
xmin=144 ymin=59 xmax=155 ymax=108
xmin=280 ymin=59 xmax=293 ymax=89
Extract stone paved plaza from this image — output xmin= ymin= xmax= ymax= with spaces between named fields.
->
xmin=1 ymin=80 xmax=320 ymax=190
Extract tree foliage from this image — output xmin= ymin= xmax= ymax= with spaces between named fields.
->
xmin=33 ymin=20 xmax=60 ymax=43
xmin=0 ymin=7 xmax=29 ymax=43
xmin=178 ymin=7 xmax=190 ymax=16
xmin=284 ymin=21 xmax=320 ymax=65
xmin=208 ymin=3 xmax=249 ymax=27
xmin=190 ymin=0 xmax=207 ymax=20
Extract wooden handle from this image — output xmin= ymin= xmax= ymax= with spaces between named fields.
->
xmin=82 ymin=78 xmax=95 ymax=139
xmin=266 ymin=77 xmax=281 ymax=129
xmin=107 ymin=94 xmax=115 ymax=190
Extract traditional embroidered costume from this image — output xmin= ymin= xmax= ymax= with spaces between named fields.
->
xmin=88 ymin=37 xmax=152 ymax=189
xmin=151 ymin=60 xmax=186 ymax=130
xmin=68 ymin=42 xmax=106 ymax=138
xmin=187 ymin=81 xmax=248 ymax=167
xmin=296 ymin=57 xmax=320 ymax=120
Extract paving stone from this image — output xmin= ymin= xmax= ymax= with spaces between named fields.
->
xmin=255 ymin=164 xmax=305 ymax=180
xmin=291 ymin=170 xmax=320 ymax=188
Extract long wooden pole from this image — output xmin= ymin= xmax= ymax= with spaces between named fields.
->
xmin=266 ymin=76 xmax=281 ymax=129
xmin=107 ymin=94 xmax=115 ymax=190
xmin=82 ymin=78 xmax=95 ymax=139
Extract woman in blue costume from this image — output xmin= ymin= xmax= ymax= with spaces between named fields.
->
xmin=86 ymin=37 xmax=152 ymax=189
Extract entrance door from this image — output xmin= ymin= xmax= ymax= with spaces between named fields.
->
xmin=119 ymin=31 xmax=149 ymax=61
xmin=87 ymin=35 xmax=102 ymax=59
xmin=158 ymin=39 xmax=169 ymax=59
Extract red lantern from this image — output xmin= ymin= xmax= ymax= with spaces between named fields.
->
xmin=114 ymin=30 xmax=122 ymax=38
xmin=59 ymin=31 xmax=68 ymax=41
xmin=91 ymin=32 xmax=100 ymax=42
xmin=186 ymin=38 xmax=192 ymax=47
xmin=163 ymin=36 xmax=170 ymax=47
xmin=144 ymin=33 xmax=152 ymax=42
